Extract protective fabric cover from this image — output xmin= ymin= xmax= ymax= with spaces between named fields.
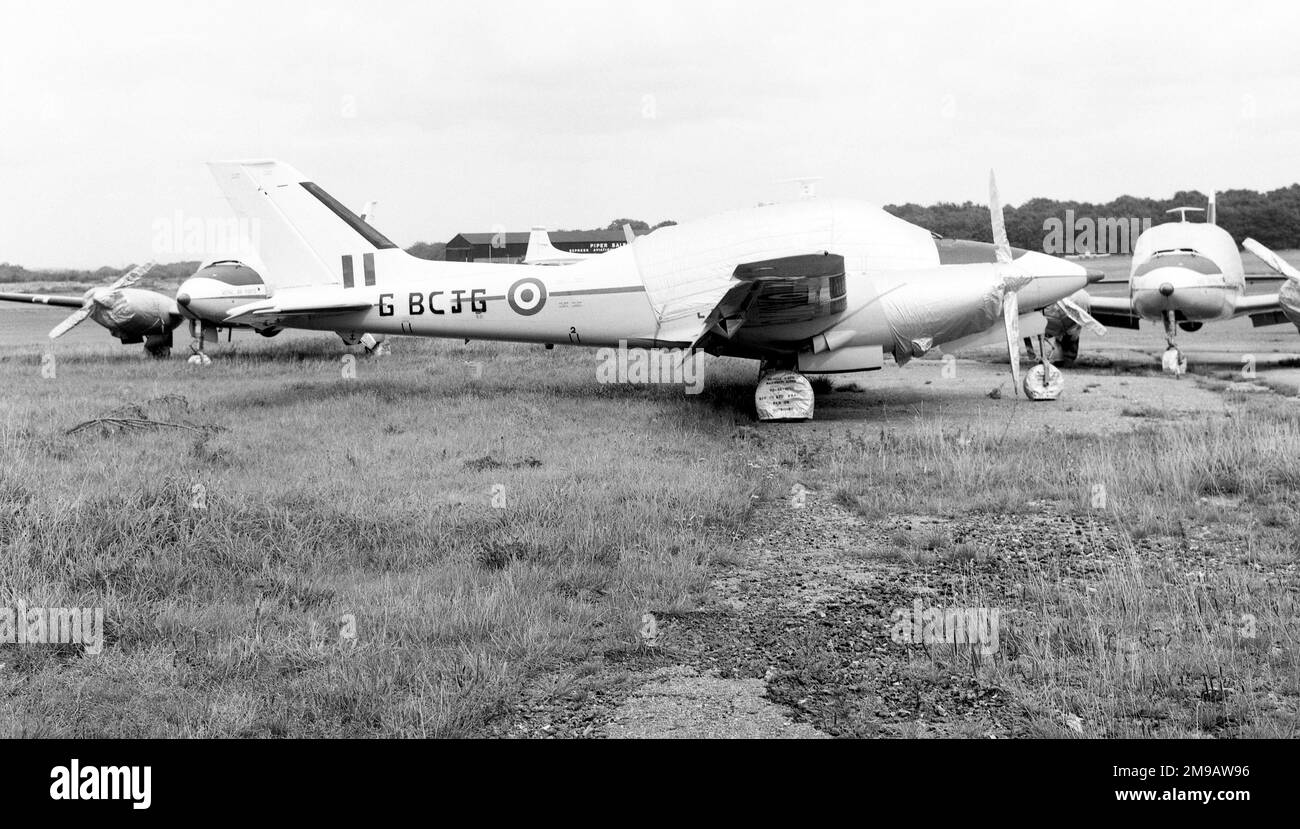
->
xmin=1051 ymin=291 xmax=1105 ymax=336
xmin=1281 ymin=279 xmax=1300 ymax=331
xmin=629 ymin=199 xmax=939 ymax=345
xmin=99 ymin=291 xmax=137 ymax=328
xmin=1161 ymin=349 xmax=1187 ymax=375
xmin=878 ymin=269 xmax=1019 ymax=364
xmin=1023 ymin=362 xmax=1065 ymax=400
xmin=755 ymin=370 xmax=814 ymax=421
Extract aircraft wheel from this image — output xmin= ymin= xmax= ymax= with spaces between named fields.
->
xmin=1023 ymin=362 xmax=1064 ymax=400
xmin=1161 ymin=348 xmax=1187 ymax=376
xmin=754 ymin=369 xmax=814 ymax=422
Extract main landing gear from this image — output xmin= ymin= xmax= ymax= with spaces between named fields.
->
xmin=1022 ymin=334 xmax=1065 ymax=400
xmin=187 ymin=320 xmax=217 ymax=366
xmin=755 ymin=359 xmax=815 ymax=421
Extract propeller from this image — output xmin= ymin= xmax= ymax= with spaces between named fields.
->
xmin=48 ymin=261 xmax=155 ymax=340
xmin=1054 ymin=296 xmax=1106 ymax=336
xmin=988 ymin=171 xmax=1031 ymax=395
xmin=1243 ymin=238 xmax=1300 ymax=280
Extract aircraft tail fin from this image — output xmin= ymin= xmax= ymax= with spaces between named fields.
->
xmin=1207 ymin=190 xmax=1217 ymax=225
xmin=207 ymin=160 xmax=401 ymax=291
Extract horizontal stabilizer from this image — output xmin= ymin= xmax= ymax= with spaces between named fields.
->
xmin=224 ymin=294 xmax=373 ymax=324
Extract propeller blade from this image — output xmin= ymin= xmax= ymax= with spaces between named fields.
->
xmin=49 ymin=306 xmax=92 ymax=339
xmin=1056 ymin=297 xmax=1107 ymax=336
xmin=1004 ymin=290 xmax=1021 ymax=396
xmin=988 ymin=169 xmax=1013 ymax=264
xmin=1244 ymin=238 xmax=1300 ymax=281
xmin=108 ymin=261 xmax=156 ymax=291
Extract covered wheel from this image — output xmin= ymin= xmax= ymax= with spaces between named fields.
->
xmin=1023 ymin=362 xmax=1064 ymax=400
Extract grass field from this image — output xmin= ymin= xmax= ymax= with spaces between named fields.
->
xmin=2 ymin=275 xmax=1299 ymax=737
xmin=0 ymin=334 xmax=766 ymax=736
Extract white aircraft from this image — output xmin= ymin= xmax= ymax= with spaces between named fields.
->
xmin=0 ymin=257 xmax=281 ymax=359
xmin=207 ymin=160 xmax=1101 ymax=418
xmin=1084 ymin=192 xmax=1297 ymax=374
xmin=0 ymin=263 xmax=183 ymax=357
xmin=523 ymin=225 xmax=635 ymax=265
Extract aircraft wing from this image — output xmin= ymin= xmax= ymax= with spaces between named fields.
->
xmin=1082 ymin=293 xmax=1141 ymax=330
xmin=687 ymin=252 xmax=847 ymax=349
xmin=1223 ymin=291 xmax=1294 ymax=326
xmin=0 ymin=292 xmax=86 ymax=309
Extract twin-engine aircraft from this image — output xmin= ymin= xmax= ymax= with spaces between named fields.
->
xmin=0 ymin=262 xmax=179 ymax=356
xmin=207 ymin=160 xmax=1100 ymax=418
xmin=0 ymin=258 xmax=279 ymax=359
xmin=1084 ymin=193 xmax=1300 ymax=374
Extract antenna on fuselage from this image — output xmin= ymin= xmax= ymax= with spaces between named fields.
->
xmin=777 ymin=176 xmax=823 ymax=200
xmin=1166 ymin=206 xmax=1205 ymax=223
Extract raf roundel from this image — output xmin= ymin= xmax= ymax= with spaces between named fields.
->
xmin=507 ymin=277 xmax=548 ymax=316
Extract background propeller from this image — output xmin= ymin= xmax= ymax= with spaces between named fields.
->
xmin=48 ymin=261 xmax=155 ymax=340
xmin=1243 ymin=238 xmax=1300 ymax=281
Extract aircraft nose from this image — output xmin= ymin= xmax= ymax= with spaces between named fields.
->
xmin=1011 ymin=250 xmax=1092 ymax=308
xmin=1159 ymin=282 xmax=1175 ymax=297
xmin=1086 ymin=268 xmax=1105 ymax=284
xmin=177 ymin=292 xmax=191 ymax=306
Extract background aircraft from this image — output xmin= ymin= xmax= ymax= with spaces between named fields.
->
xmin=523 ymin=225 xmax=635 ymax=265
xmin=1083 ymin=192 xmax=1300 ymax=374
xmin=0 ymin=258 xmax=275 ymax=359
xmin=0 ymin=262 xmax=181 ymax=357
xmin=0 ymin=199 xmax=385 ymax=361
xmin=207 ymin=160 xmax=1100 ymax=418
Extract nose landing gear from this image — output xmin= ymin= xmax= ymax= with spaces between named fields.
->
xmin=187 ymin=320 xmax=214 ymax=366
xmin=1161 ymin=311 xmax=1187 ymax=376
xmin=1022 ymin=335 xmax=1065 ymax=400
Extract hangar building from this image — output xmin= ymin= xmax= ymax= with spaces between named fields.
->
xmin=444 ymin=229 xmax=643 ymax=263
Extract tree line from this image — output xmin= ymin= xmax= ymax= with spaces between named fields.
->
xmin=7 ymin=192 xmax=1298 ymax=284
xmin=883 ymin=184 xmax=1300 ymax=252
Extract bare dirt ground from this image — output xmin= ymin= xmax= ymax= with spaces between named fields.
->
xmin=488 ymin=342 xmax=1300 ymax=739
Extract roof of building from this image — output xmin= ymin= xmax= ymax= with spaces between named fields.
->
xmin=447 ymin=229 xmax=646 ymax=247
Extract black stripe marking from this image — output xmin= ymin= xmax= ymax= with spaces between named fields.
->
xmin=341 ymin=255 xmax=354 ymax=288
xmin=363 ymin=252 xmax=376 ymax=286
xmin=301 ymin=182 xmax=398 ymax=250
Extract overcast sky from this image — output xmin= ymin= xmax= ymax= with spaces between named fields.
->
xmin=3 ymin=0 xmax=1298 ymax=268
